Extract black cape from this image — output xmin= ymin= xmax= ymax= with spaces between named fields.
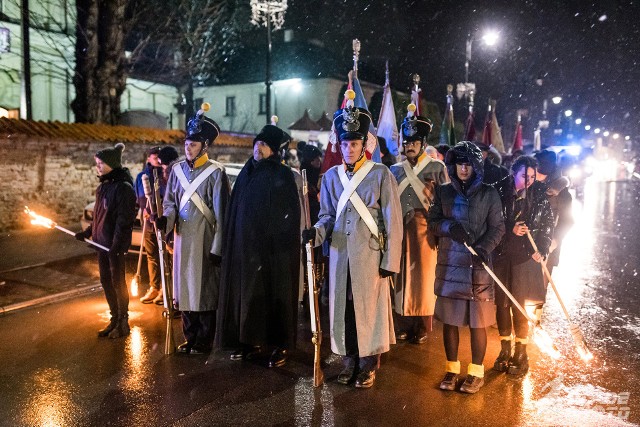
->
xmin=215 ymin=156 xmax=301 ymax=349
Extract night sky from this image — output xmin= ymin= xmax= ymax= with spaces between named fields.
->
xmin=265 ymin=0 xmax=640 ymax=142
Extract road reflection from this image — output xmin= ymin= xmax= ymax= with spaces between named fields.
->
xmin=23 ymin=368 xmax=79 ymax=427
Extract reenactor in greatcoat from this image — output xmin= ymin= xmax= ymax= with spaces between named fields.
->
xmin=390 ymin=104 xmax=448 ymax=344
xmin=302 ymin=91 xmax=403 ymax=388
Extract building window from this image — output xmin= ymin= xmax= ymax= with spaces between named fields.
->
xmin=225 ymin=96 xmax=236 ymax=116
xmin=258 ymin=94 xmax=267 ymax=115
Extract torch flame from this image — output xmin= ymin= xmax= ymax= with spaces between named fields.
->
xmin=130 ymin=277 xmax=139 ymax=297
xmin=533 ymin=327 xmax=562 ymax=359
xmin=24 ymin=206 xmax=56 ymax=229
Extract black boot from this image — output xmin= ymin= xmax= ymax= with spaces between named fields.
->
xmin=507 ymin=342 xmax=529 ymax=375
xmin=97 ymin=318 xmax=118 ymax=338
xmin=108 ymin=316 xmax=130 ymax=339
xmin=493 ymin=340 xmax=512 ymax=372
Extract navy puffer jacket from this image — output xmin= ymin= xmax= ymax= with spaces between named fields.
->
xmin=427 ymin=142 xmax=505 ymax=301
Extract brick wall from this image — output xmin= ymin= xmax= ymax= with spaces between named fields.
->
xmin=0 ymin=136 xmax=251 ymax=232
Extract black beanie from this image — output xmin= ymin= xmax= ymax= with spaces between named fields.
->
xmin=96 ymin=143 xmax=125 ymax=169
xmin=158 ymin=146 xmax=179 ymax=165
xmin=254 ymin=125 xmax=291 ymax=155
xmin=535 ymin=150 xmax=557 ymax=176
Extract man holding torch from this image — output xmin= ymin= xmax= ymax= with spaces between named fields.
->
xmin=75 ymin=142 xmax=136 ymax=339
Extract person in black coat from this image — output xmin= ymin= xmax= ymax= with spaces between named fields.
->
xmin=215 ymin=125 xmax=301 ymax=368
xmin=76 ymin=143 xmax=136 ymax=339
xmin=427 ymin=141 xmax=505 ymax=394
xmin=492 ymin=155 xmax=555 ymax=376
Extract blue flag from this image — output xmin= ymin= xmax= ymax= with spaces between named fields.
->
xmin=352 ymin=77 xmax=381 ymax=162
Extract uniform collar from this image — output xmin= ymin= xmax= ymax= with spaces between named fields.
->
xmin=193 ymin=153 xmax=209 ymax=169
xmin=343 ymin=155 xmax=367 ymax=174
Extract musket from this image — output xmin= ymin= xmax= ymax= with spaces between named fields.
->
xmin=142 ymin=172 xmax=175 ymax=355
xmin=302 ymin=169 xmax=324 ymax=387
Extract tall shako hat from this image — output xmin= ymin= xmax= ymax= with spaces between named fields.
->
xmin=332 ymin=89 xmax=373 ymax=143
xmin=401 ymin=103 xmax=433 ymax=143
xmin=186 ymin=102 xmax=220 ymax=146
xmin=254 ymin=115 xmax=292 ymax=156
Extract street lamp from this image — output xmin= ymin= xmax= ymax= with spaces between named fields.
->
xmin=552 ymin=96 xmax=562 ymax=105
xmin=250 ymin=0 xmax=288 ymax=125
xmin=464 ymin=30 xmax=500 ymax=84
xmin=564 ymin=110 xmax=573 ymax=117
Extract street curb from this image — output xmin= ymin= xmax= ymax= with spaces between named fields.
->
xmin=0 ymin=283 xmax=102 ymax=316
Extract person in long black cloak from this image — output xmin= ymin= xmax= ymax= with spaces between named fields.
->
xmin=215 ymin=124 xmax=301 ymax=368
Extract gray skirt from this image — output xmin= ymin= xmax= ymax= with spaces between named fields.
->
xmin=434 ymin=296 xmax=496 ymax=328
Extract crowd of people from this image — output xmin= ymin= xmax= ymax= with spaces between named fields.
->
xmin=78 ymin=97 xmax=573 ymax=394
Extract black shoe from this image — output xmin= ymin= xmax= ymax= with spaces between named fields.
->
xmin=177 ymin=342 xmax=192 ymax=354
xmin=395 ymin=331 xmax=408 ymax=341
xmin=97 ymin=320 xmax=117 ymax=338
xmin=337 ymin=365 xmax=359 ymax=385
xmin=439 ymin=372 xmax=459 ymax=391
xmin=230 ymin=346 xmax=261 ymax=361
xmin=355 ymin=370 xmax=376 ymax=388
xmin=108 ymin=318 xmax=130 ymax=339
xmin=190 ymin=344 xmax=211 ymax=355
xmin=411 ymin=333 xmax=428 ymax=345
xmin=507 ymin=342 xmax=529 ymax=376
xmin=493 ymin=340 xmax=512 ymax=372
xmin=268 ymin=348 xmax=288 ymax=368
xmin=459 ymin=375 xmax=485 ymax=394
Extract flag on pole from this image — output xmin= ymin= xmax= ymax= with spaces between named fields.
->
xmin=512 ymin=114 xmax=523 ymax=153
xmin=482 ymin=99 xmax=505 ymax=153
xmin=377 ymin=64 xmax=399 ymax=158
xmin=464 ymin=106 xmax=476 ymax=142
xmin=321 ymin=74 xmax=353 ymax=174
xmin=439 ymin=85 xmax=456 ymax=146
xmin=353 ymin=76 xmax=381 ymax=162
xmin=533 ymin=128 xmax=541 ymax=152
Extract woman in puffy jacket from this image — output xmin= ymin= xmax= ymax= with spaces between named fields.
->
xmin=427 ymin=141 xmax=505 ymax=394
xmin=492 ymin=155 xmax=555 ymax=376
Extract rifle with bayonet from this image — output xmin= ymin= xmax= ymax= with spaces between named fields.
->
xmin=302 ymin=169 xmax=324 ymax=387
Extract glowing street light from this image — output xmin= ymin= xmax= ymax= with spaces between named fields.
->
xmin=482 ymin=30 xmax=500 ymax=46
xmin=603 ymin=130 xmax=610 ymax=137
xmin=594 ymin=128 xmax=601 ymax=134
xmin=625 ymin=135 xmax=631 ymax=140
xmin=552 ymin=96 xmax=562 ymax=105
xmin=613 ymin=133 xmax=619 ymax=139
xmin=575 ymin=118 xmax=582 ymax=125
xmin=564 ymin=110 xmax=573 ymax=117
xmin=585 ymin=125 xmax=591 ymax=130
xmin=464 ymin=29 xmax=500 ymax=84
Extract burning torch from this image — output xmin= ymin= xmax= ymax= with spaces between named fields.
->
xmin=525 ymin=231 xmax=594 ymax=362
xmin=24 ymin=206 xmax=109 ymax=252
xmin=464 ymin=242 xmax=562 ymax=359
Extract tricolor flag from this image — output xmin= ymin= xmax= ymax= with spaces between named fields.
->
xmin=377 ymin=69 xmax=399 ymax=158
xmin=321 ymin=75 xmax=353 ymax=174
xmin=353 ymin=76 xmax=381 ymax=162
xmin=512 ymin=114 xmax=523 ymax=153
xmin=440 ymin=89 xmax=456 ymax=146
xmin=482 ymin=99 xmax=505 ymax=153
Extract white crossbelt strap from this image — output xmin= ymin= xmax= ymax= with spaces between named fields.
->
xmin=173 ymin=161 xmax=219 ymax=227
xmin=398 ymin=157 xmax=431 ymax=210
xmin=336 ymin=161 xmax=378 ymax=238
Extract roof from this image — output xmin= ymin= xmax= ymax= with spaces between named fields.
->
xmin=0 ymin=118 xmax=254 ymax=147
xmin=315 ymin=111 xmax=332 ymax=131
xmin=288 ymin=110 xmax=322 ymax=131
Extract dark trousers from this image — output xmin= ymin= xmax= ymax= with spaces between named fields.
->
xmin=394 ymin=312 xmax=430 ymax=336
xmin=182 ymin=310 xmax=216 ymax=349
xmin=496 ymin=304 xmax=529 ymax=339
xmin=344 ymin=268 xmax=380 ymax=372
xmin=98 ymin=251 xmax=129 ymax=320
xmin=143 ymin=224 xmax=161 ymax=290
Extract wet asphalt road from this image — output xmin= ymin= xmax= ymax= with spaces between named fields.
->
xmin=0 ymin=178 xmax=639 ymax=426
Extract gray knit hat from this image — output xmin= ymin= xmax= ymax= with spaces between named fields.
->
xmin=95 ymin=143 xmax=125 ymax=169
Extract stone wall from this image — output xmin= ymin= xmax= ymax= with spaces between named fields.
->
xmin=0 ymin=137 xmax=251 ymax=232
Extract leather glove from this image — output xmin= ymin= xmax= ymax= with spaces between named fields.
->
xmin=379 ymin=268 xmax=394 ymax=278
xmin=74 ymin=231 xmax=87 ymax=241
xmin=302 ymin=227 xmax=316 ymax=242
xmin=209 ymin=253 xmax=222 ymax=267
xmin=472 ymin=247 xmax=489 ymax=264
xmin=151 ymin=215 xmax=167 ymax=231
xmin=449 ymin=222 xmax=470 ymax=244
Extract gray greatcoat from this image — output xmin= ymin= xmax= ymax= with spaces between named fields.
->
xmin=314 ymin=161 xmax=403 ymax=357
xmin=163 ymin=158 xmax=229 ymax=312
xmin=390 ymin=155 xmax=448 ymax=316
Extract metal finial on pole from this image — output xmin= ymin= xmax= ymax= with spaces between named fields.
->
xmin=352 ymin=39 xmax=361 ymax=77
xmin=385 ymin=60 xmax=389 ymax=86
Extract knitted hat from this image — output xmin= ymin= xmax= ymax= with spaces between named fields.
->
xmin=158 ymin=146 xmax=179 ymax=165
xmin=254 ymin=124 xmax=291 ymax=156
xmin=535 ymin=149 xmax=557 ymax=176
xmin=95 ymin=143 xmax=125 ymax=169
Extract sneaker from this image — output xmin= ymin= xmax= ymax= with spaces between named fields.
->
xmin=140 ymin=288 xmax=159 ymax=304
xmin=439 ymin=372 xmax=459 ymax=391
xmin=153 ymin=289 xmax=164 ymax=306
xmin=459 ymin=375 xmax=484 ymax=394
